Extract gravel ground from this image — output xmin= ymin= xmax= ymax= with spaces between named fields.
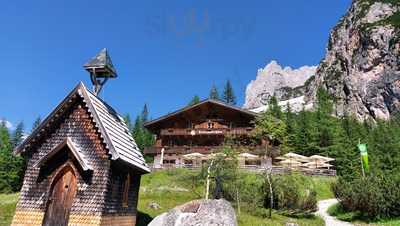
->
xmin=316 ymin=199 xmax=353 ymax=226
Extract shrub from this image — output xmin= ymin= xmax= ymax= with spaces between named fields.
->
xmin=236 ymin=173 xmax=265 ymax=208
xmin=264 ymin=173 xmax=317 ymax=214
xmin=333 ymin=173 xmax=400 ymax=220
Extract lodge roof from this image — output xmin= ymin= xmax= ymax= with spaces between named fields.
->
xmin=14 ymin=82 xmax=149 ymax=173
xmin=144 ymin=99 xmax=259 ymax=128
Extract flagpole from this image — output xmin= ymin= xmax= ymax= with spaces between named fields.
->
xmin=359 ymin=139 xmax=365 ymax=178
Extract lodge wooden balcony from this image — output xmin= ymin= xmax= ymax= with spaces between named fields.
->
xmin=159 ymin=127 xmax=254 ymax=136
xmin=144 ymin=145 xmax=267 ymax=155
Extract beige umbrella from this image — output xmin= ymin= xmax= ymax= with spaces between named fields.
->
xmin=279 ymin=159 xmax=302 ymax=168
xmin=275 ymin=156 xmax=287 ymax=160
xmin=309 ymin=155 xmax=335 ymax=162
xmin=183 ymin=152 xmax=205 ymax=159
xmin=208 ymin=153 xmax=226 ymax=159
xmin=283 ymin=152 xmax=309 ymax=162
xmin=303 ymin=162 xmax=333 ymax=169
xmin=183 ymin=152 xmax=206 ymax=167
xmin=239 ymin=153 xmax=259 ymax=159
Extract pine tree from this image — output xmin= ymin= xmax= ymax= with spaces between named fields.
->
xmin=314 ymin=88 xmax=335 ymax=150
xmin=293 ymin=106 xmax=313 ymax=156
xmin=141 ymin=104 xmax=149 ymax=123
xmin=123 ymin=114 xmax=133 ymax=133
xmin=131 ymin=105 xmax=155 ymax=152
xmin=0 ymin=121 xmax=10 ymax=149
xmin=133 ymin=116 xmax=142 ymax=138
xmin=209 ymin=84 xmax=220 ymax=100
xmin=32 ymin=116 xmax=41 ymax=132
xmin=222 ymin=80 xmax=236 ymax=105
xmin=283 ymin=103 xmax=296 ymax=152
xmin=11 ymin=122 xmax=24 ymax=148
xmin=188 ymin=95 xmax=201 ymax=106
xmin=0 ymin=120 xmax=24 ymax=192
xmin=268 ymin=96 xmax=283 ymax=119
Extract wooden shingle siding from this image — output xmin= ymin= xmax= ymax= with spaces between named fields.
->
xmin=103 ymin=163 xmax=141 ymax=215
xmin=12 ymin=104 xmax=110 ymax=225
xmin=12 ymin=82 xmax=148 ymax=226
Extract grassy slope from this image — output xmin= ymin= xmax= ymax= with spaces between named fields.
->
xmin=137 ymin=169 xmax=327 ymax=226
xmin=312 ymin=176 xmax=335 ymax=201
xmin=327 ymin=203 xmax=400 ymax=226
xmin=0 ymin=170 xmax=331 ymax=226
xmin=0 ymin=193 xmax=18 ymax=226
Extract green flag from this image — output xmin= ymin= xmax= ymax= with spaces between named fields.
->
xmin=357 ymin=143 xmax=369 ymax=173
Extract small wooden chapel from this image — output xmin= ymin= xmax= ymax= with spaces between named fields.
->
xmin=11 ymin=49 xmax=150 ymax=226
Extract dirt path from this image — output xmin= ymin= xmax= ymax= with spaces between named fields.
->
xmin=316 ymin=199 xmax=353 ymax=226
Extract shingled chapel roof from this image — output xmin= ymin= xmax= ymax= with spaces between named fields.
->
xmin=14 ymin=82 xmax=149 ymax=173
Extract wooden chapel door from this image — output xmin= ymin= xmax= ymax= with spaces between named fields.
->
xmin=42 ymin=166 xmax=77 ymax=226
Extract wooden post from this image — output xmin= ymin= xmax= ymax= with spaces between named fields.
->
xmin=264 ymin=142 xmax=273 ymax=218
xmin=266 ymin=167 xmax=273 ymax=218
xmin=205 ymin=159 xmax=213 ymax=200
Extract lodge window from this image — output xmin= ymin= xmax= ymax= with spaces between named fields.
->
xmin=123 ymin=173 xmax=130 ymax=207
xmin=163 ymin=159 xmax=176 ymax=164
xmin=208 ymin=122 xmax=214 ymax=129
xmin=245 ymin=160 xmax=261 ymax=166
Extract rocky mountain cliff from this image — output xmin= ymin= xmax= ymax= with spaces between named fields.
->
xmin=244 ymin=61 xmax=316 ymax=109
xmin=305 ymin=0 xmax=400 ymax=120
xmin=245 ymin=0 xmax=399 ymax=120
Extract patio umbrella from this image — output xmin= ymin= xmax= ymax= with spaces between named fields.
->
xmin=283 ymin=152 xmax=309 ymax=162
xmin=309 ymin=155 xmax=335 ymax=162
xmin=279 ymin=159 xmax=302 ymax=168
xmin=275 ymin=156 xmax=287 ymax=160
xmin=183 ymin=152 xmax=206 ymax=167
xmin=239 ymin=153 xmax=259 ymax=159
xmin=208 ymin=153 xmax=226 ymax=159
xmin=183 ymin=152 xmax=206 ymax=159
xmin=302 ymin=161 xmax=334 ymax=169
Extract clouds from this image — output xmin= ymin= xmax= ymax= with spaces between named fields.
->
xmin=0 ymin=119 xmax=13 ymax=129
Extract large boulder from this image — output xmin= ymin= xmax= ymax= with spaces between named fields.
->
xmin=148 ymin=199 xmax=237 ymax=226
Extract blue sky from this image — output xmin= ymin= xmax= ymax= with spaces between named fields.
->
xmin=0 ymin=0 xmax=350 ymax=130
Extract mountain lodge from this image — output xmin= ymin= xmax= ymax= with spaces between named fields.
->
xmin=144 ymin=99 xmax=273 ymax=169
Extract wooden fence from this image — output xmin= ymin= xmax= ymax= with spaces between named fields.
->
xmin=148 ymin=164 xmax=336 ymax=176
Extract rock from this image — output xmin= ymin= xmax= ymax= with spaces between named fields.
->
xmin=148 ymin=202 xmax=161 ymax=210
xmin=305 ymin=0 xmax=400 ymax=120
xmin=148 ymin=199 xmax=237 ymax=226
xmin=244 ymin=60 xmax=317 ymax=110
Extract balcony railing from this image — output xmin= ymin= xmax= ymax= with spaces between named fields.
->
xmin=160 ymin=127 xmax=254 ymax=136
xmin=144 ymin=145 xmax=266 ymax=155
